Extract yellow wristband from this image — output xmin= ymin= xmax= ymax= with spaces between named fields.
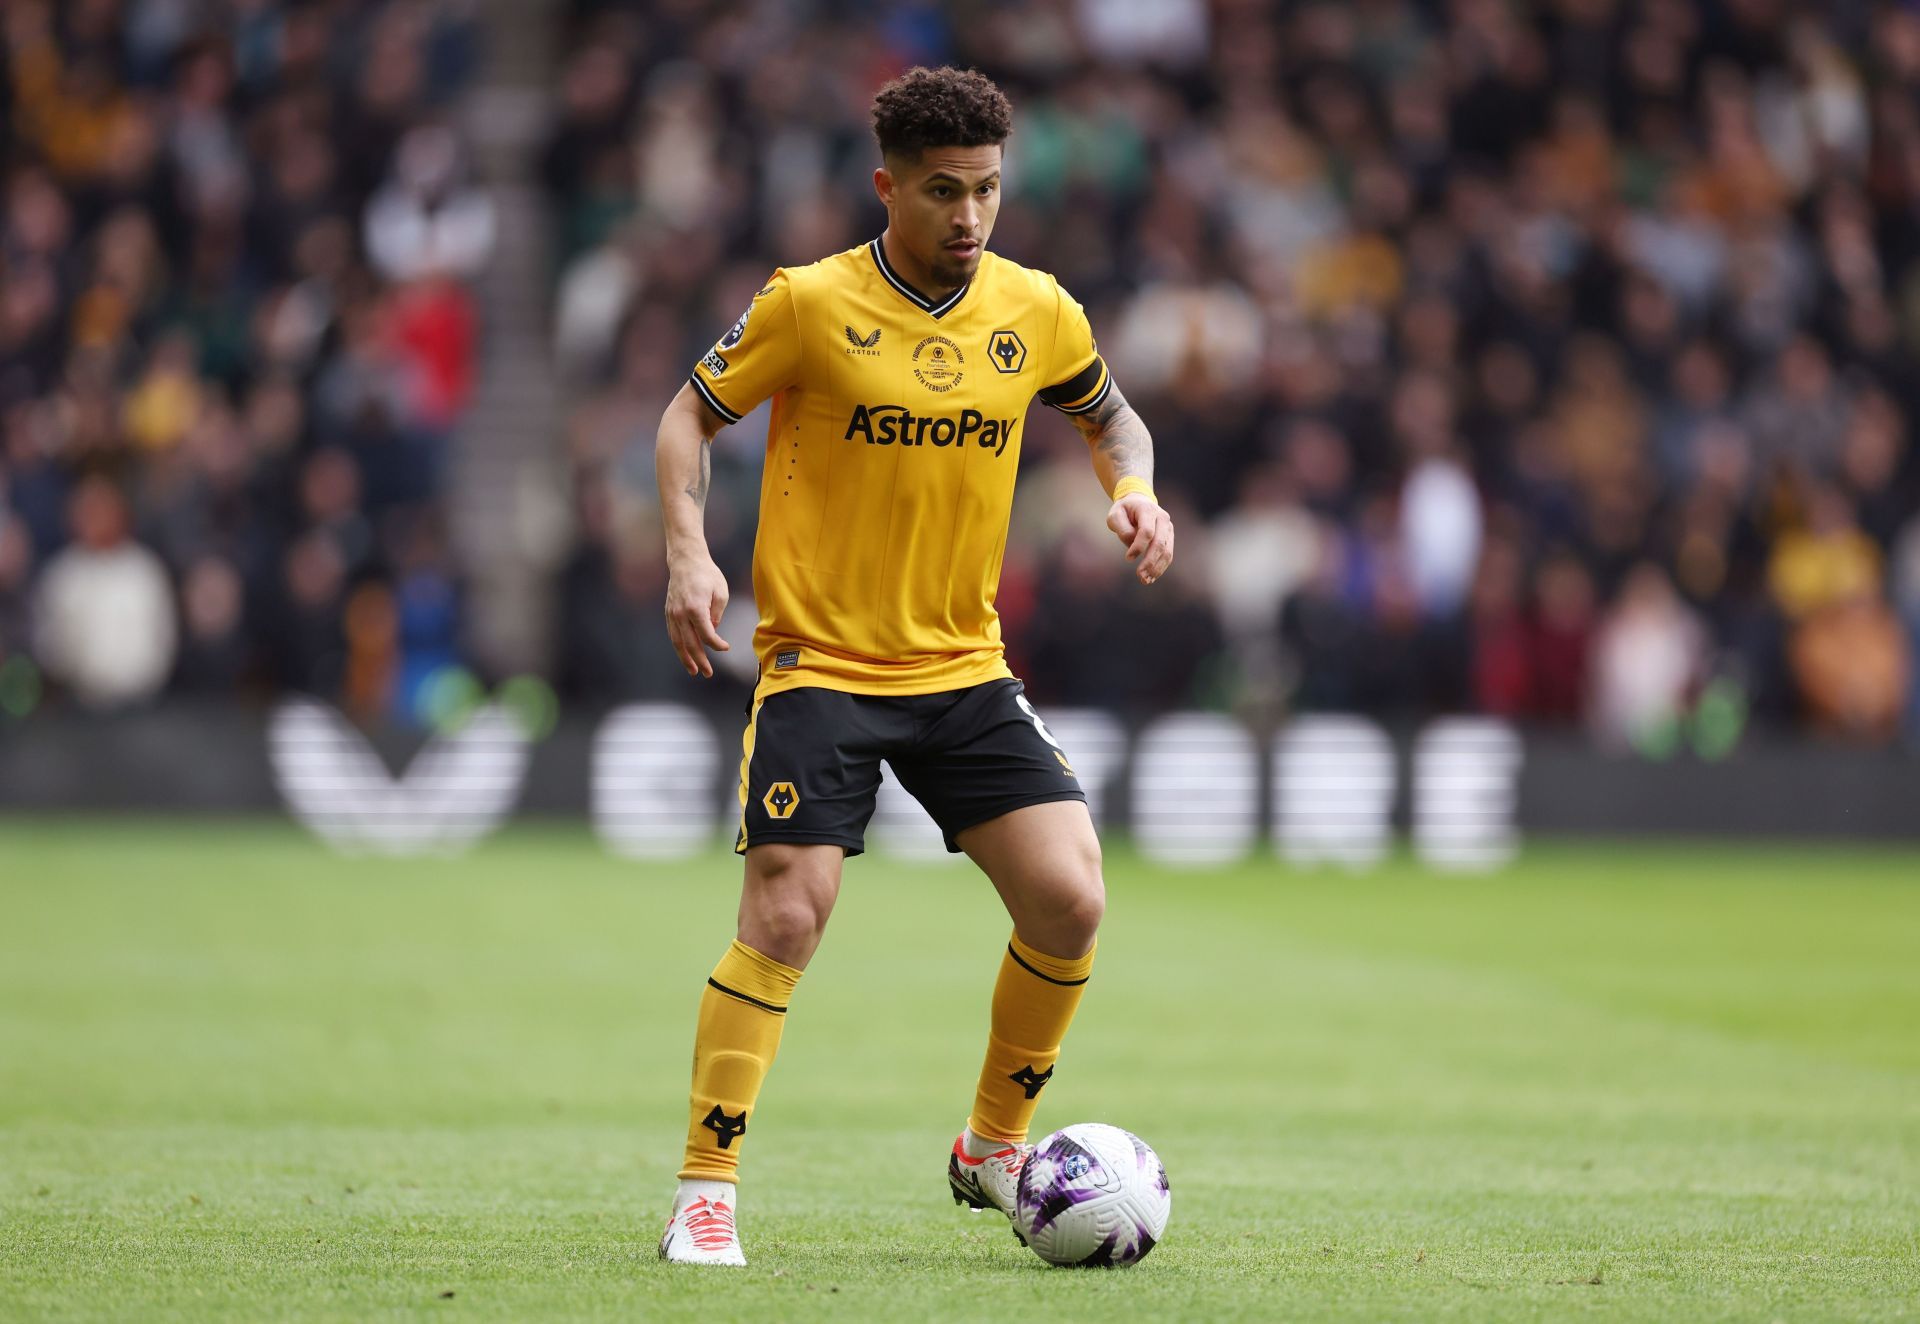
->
xmin=1111 ymin=476 xmax=1157 ymax=504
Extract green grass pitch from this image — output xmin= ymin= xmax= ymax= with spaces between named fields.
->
xmin=3 ymin=823 xmax=1918 ymax=1322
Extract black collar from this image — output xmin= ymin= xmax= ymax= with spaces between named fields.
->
xmin=869 ymin=238 xmax=971 ymax=319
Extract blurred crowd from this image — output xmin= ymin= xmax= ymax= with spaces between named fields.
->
xmin=547 ymin=0 xmax=1920 ymax=752
xmin=0 ymin=0 xmax=485 ymax=720
xmin=7 ymin=1 xmax=1919 ymax=755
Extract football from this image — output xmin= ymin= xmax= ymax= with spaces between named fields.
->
xmin=1013 ymin=1123 xmax=1171 ymax=1267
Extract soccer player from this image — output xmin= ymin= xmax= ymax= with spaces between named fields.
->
xmin=652 ymin=66 xmax=1174 ymax=1266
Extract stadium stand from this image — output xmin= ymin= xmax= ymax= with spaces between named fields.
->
xmin=0 ymin=0 xmax=481 ymax=720
xmin=7 ymin=1 xmax=1920 ymax=756
xmin=541 ymin=0 xmax=1920 ymax=750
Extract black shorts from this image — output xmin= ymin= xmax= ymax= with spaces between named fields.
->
xmin=734 ymin=678 xmax=1087 ymax=857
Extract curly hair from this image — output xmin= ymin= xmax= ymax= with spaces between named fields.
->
xmin=871 ymin=66 xmax=1012 ymax=161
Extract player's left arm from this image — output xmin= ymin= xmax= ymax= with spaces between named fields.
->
xmin=1069 ymin=385 xmax=1174 ymax=586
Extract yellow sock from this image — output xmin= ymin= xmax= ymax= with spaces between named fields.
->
xmin=967 ymin=933 xmax=1095 ymax=1144
xmin=679 ymin=940 xmax=802 ymax=1182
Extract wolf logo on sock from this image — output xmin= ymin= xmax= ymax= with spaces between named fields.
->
xmin=702 ymin=1105 xmax=748 ymax=1149
xmin=1008 ymin=1064 xmax=1054 ymax=1100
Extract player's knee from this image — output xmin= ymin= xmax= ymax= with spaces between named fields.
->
xmin=746 ymin=900 xmax=826 ymax=966
xmin=1041 ymin=846 xmax=1105 ymax=950
xmin=740 ymin=848 xmax=837 ymax=966
xmin=740 ymin=886 xmax=831 ymax=966
xmin=1063 ymin=873 xmax=1106 ymax=946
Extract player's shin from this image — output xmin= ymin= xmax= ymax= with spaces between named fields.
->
xmin=679 ymin=940 xmax=802 ymax=1182
xmin=967 ymin=932 xmax=1095 ymax=1145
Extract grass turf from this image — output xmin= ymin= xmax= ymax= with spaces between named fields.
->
xmin=1 ymin=823 xmax=1917 ymax=1322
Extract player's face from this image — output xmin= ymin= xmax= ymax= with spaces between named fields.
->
xmin=879 ymin=145 xmax=1002 ymax=291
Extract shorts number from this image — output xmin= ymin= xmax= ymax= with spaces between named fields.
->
xmin=1015 ymin=694 xmax=1064 ymax=751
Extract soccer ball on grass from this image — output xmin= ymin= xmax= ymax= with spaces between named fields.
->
xmin=1013 ymin=1122 xmax=1171 ymax=1267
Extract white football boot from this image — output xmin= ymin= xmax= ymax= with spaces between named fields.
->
xmin=947 ymin=1129 xmax=1032 ymax=1221
xmin=658 ymin=1183 xmax=746 ymax=1267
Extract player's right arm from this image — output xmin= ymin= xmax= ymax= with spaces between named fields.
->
xmin=657 ymin=383 xmax=731 ymax=678
xmin=656 ymin=270 xmax=803 ymax=678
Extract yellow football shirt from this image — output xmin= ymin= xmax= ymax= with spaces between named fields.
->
xmin=689 ymin=239 xmax=1112 ymax=700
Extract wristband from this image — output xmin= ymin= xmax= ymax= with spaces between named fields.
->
xmin=1111 ymin=476 xmax=1157 ymax=504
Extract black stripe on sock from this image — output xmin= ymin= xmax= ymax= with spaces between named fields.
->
xmin=707 ymin=978 xmax=788 ymax=1014
xmin=1006 ymin=943 xmax=1090 ymax=987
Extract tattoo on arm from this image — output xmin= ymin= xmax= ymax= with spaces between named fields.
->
xmin=1070 ymin=386 xmax=1154 ymax=484
xmin=684 ymin=443 xmax=711 ymax=508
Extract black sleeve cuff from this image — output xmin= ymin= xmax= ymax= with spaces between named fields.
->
xmin=689 ymin=373 xmax=744 ymax=425
xmin=1038 ymin=356 xmax=1111 ymax=414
